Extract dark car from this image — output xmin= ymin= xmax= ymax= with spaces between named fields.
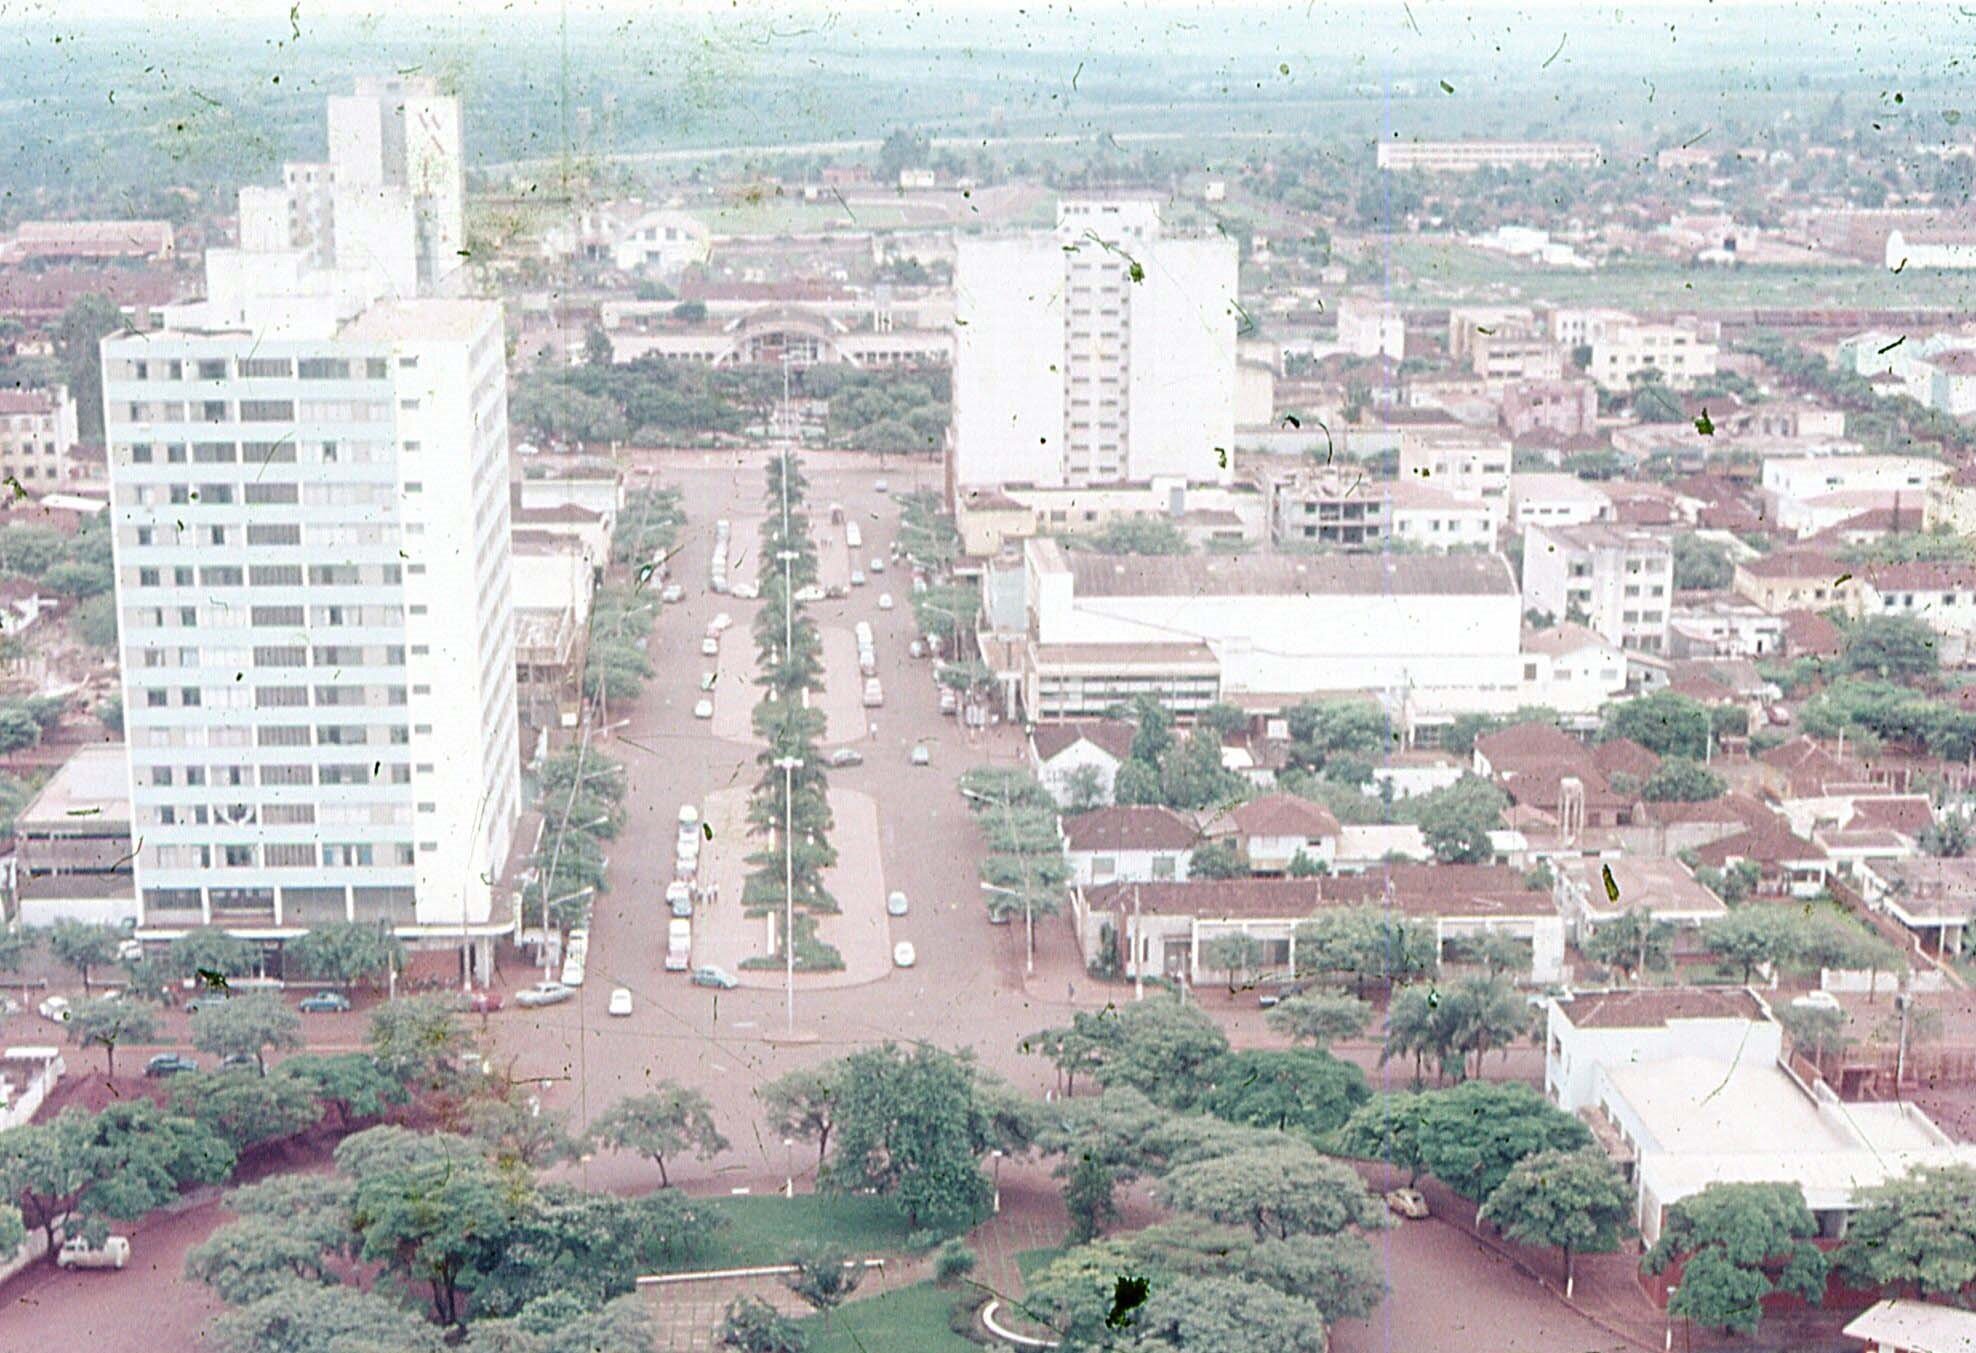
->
xmin=297 ymin=991 xmax=352 ymax=1014
xmin=464 ymin=990 xmax=504 ymax=1014
xmin=143 ymin=1054 xmax=199 ymax=1078
xmin=218 ymin=1054 xmax=259 ymax=1073
xmin=1257 ymin=979 xmax=1312 ymax=1009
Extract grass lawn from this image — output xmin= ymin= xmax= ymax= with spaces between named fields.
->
xmin=1016 ymin=1246 xmax=1065 ymax=1285
xmin=795 ymin=1281 xmax=977 ymax=1353
xmin=677 ymin=1194 xmax=919 ymax=1272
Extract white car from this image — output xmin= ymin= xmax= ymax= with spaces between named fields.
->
xmin=37 ymin=995 xmax=71 ymax=1024
xmin=731 ymin=581 xmax=760 ymax=600
xmin=887 ymin=890 xmax=909 ymax=917
xmin=700 ymin=636 xmax=719 ymax=656
xmin=911 ymin=743 xmax=931 ymax=766
xmin=869 ymin=557 xmax=886 ymax=574
xmin=893 ymin=941 xmax=917 ymax=968
xmin=710 ymin=612 xmax=733 ymax=633
xmin=607 ymin=987 xmax=633 ymax=1017
xmin=850 ymin=570 xmax=866 ymax=587
xmin=693 ymin=699 xmax=714 ymax=720
xmin=875 ymin=479 xmax=890 ymax=494
xmin=878 ymin=593 xmax=894 ymax=611
xmin=699 ymin=671 xmax=717 ymax=692
xmin=660 ymin=584 xmax=685 ymax=604
xmin=515 ymin=981 xmax=576 ymax=1009
xmin=55 ymin=1235 xmax=130 ymax=1270
xmin=794 ymin=584 xmax=825 ymax=603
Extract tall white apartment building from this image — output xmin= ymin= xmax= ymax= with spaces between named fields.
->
xmin=1522 ymin=523 xmax=1674 ymax=654
xmin=954 ymin=199 xmax=1238 ymax=490
xmin=100 ymin=85 xmax=516 ymax=976
xmin=237 ymin=75 xmax=465 ymax=300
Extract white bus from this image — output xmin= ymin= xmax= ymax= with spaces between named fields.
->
xmin=846 ymin=522 xmax=863 ymax=551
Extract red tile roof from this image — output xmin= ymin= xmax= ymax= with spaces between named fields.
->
xmin=1063 ymin=805 xmax=1199 ymax=853
xmin=1780 ymin=609 xmax=1843 ymax=656
xmin=1847 ymin=795 xmax=1935 ymax=836
xmin=1737 ymin=549 xmax=1845 ymax=580
xmin=1475 ymin=722 xmax=1586 ymax=768
xmin=1561 ymin=987 xmax=1767 ymax=1029
xmin=0 ymin=390 xmax=57 ymax=415
xmin=1085 ymin=863 xmax=1548 ymax=921
xmin=1032 ymin=719 xmax=1137 ymax=764
xmin=1229 ymin=793 xmax=1341 ymax=841
xmin=1863 ymin=561 xmax=1976 ymax=592
xmin=1591 ymin=738 xmax=1661 ymax=784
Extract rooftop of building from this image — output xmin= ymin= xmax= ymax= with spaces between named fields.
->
xmin=339 ymin=298 xmax=498 ymax=343
xmin=1031 ymin=641 xmax=1221 ymax=668
xmin=1528 ymin=522 xmax=1672 ymax=552
xmin=1843 ymin=1300 xmax=1976 ymax=1353
xmin=0 ymin=390 xmax=60 ymax=415
xmin=1226 ymin=793 xmax=1342 ymax=840
xmin=18 ymin=743 xmax=130 ymax=831
xmin=1736 ymin=548 xmax=1847 ymax=580
xmin=1062 ymin=805 xmax=1200 ymax=853
xmin=1520 ymin=622 xmax=1615 ymax=657
xmin=1057 ymin=547 xmax=1517 ymax=598
xmin=1031 ymin=719 xmax=1138 ymax=764
xmin=1863 ymin=560 xmax=1976 ymax=590
xmin=1561 ymin=987 xmax=1767 ymax=1028
xmin=1561 ymin=855 xmax=1725 ymax=917
xmin=1511 ymin=472 xmax=1614 ymax=502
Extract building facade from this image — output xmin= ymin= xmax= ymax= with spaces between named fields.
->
xmin=954 ymin=200 xmax=1238 ymax=489
xmin=1522 ymin=523 xmax=1674 ymax=653
xmin=0 ymin=388 xmax=79 ymax=487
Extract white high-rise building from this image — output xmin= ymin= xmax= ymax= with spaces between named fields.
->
xmin=238 ymin=76 xmax=466 ymax=300
xmin=954 ymin=199 xmax=1238 ymax=490
xmin=100 ymin=85 xmax=516 ymax=976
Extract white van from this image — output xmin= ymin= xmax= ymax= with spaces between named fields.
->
xmin=862 ymin=677 xmax=884 ymax=708
xmin=56 ymin=1235 xmax=130 ymax=1270
xmin=665 ymin=919 xmax=691 ymax=971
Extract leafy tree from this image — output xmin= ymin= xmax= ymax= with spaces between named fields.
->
xmin=1244 ymin=1232 xmax=1388 ymax=1323
xmin=1283 ymin=700 xmax=1391 ymax=776
xmin=283 ymin=923 xmax=402 ymax=988
xmin=474 ymin=1187 xmax=697 ymax=1318
xmin=1188 ymin=839 xmax=1248 ymax=881
xmin=169 ymin=927 xmax=259 ymax=982
xmin=1701 ymin=906 xmax=1802 ymax=982
xmin=1844 ymin=615 xmax=1940 ymax=682
xmin=1672 ymin=533 xmax=1734 ymax=591
xmin=934 ymin=1237 xmax=977 ymax=1286
xmin=56 ymin=294 xmax=126 ymax=443
xmin=759 ymin=1065 xmax=840 ymax=1173
xmin=1062 ymin=763 xmax=1108 ymax=811
xmin=280 ymin=1052 xmax=409 ymax=1131
xmin=1293 ymin=907 xmax=1437 ymax=995
xmin=191 ymin=991 xmax=303 ymax=1076
xmin=1158 ymin=1139 xmax=1385 ymax=1241
xmin=185 ymin=1215 xmax=340 ymax=1305
xmin=1200 ymin=1048 xmax=1370 ymax=1138
xmin=169 ymin=1069 xmax=322 ymax=1152
xmin=1265 ymin=989 xmax=1370 ymax=1048
xmin=587 ymin=1084 xmax=729 ymax=1188
xmin=783 ymin=1240 xmax=863 ymax=1332
xmin=367 ymin=994 xmax=471 ymax=1090
xmin=1416 ymin=774 xmax=1507 ymax=863
xmin=1021 ymin=1008 xmax=1118 ymax=1097
xmin=468 ymin=1293 xmax=657 ymax=1353
xmin=1112 ymin=758 xmax=1162 ymax=807
xmin=213 ymin=1281 xmax=446 ymax=1353
xmin=1287 ymin=848 xmax=1328 ymax=878
xmin=821 ymin=1043 xmax=994 ymax=1233
xmin=1583 ymin=909 xmax=1675 ymax=981
xmin=1200 ymin=932 xmax=1266 ymax=990
xmin=67 ymin=995 xmax=156 ymax=1078
xmin=1131 ymin=1274 xmax=1331 ymax=1353
xmin=1478 ymin=1148 xmax=1633 ymax=1296
xmin=1082 ymin=996 xmax=1231 ymax=1108
xmin=1836 ymin=1163 xmax=1976 ymax=1304
xmin=1128 ymin=695 xmax=1175 ymax=767
xmin=1776 ymin=1003 xmax=1854 ymax=1065
xmin=1416 ymin=1081 xmax=1594 ymax=1202
xmin=719 ymin=1295 xmax=809 ymax=1353
xmin=348 ymin=1151 xmax=509 ymax=1326
xmin=1640 ymin=757 xmax=1726 ymax=802
xmin=1382 ymin=976 xmax=1528 ymax=1085
xmin=1922 ymin=813 xmax=1973 ymax=858
xmin=1062 ymin=1146 xmax=1120 ymax=1244
xmin=466 ymin=1094 xmax=577 ymax=1170
xmin=1643 ymin=1182 xmax=1827 ymax=1336
xmin=48 ymin=920 xmax=123 ymax=991
xmin=1602 ymin=691 xmax=1714 ymax=759
xmin=1075 ymin=514 xmax=1191 ymax=555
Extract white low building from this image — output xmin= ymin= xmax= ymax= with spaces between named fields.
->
xmin=1063 ymin=806 xmax=1197 ymax=886
xmin=1545 ymin=989 xmax=1976 ymax=1246
xmin=1028 ymin=720 xmax=1137 ymax=807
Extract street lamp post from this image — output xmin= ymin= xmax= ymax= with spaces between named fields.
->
xmin=783 ymin=1137 xmax=796 ymax=1198
xmin=773 ymin=755 xmax=804 ymax=1033
xmin=980 ymin=881 xmax=1037 ymax=976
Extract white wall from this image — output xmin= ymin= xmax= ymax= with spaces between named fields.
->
xmin=1127 ymin=236 xmax=1238 ymax=484
xmin=954 ymin=238 xmax=1066 ymax=488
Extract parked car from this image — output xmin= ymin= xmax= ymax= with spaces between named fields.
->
xmin=607 ymin=987 xmax=634 ymax=1017
xmin=908 ymin=638 xmax=926 ymax=659
xmin=869 ymin=556 xmax=886 ymax=574
xmin=874 ymin=479 xmax=890 ymax=494
xmin=893 ymin=941 xmax=917 ymax=968
xmin=877 ymin=593 xmax=894 ymax=611
xmin=827 ymin=748 xmax=864 ymax=768
xmin=850 ymin=569 xmax=866 ymax=587
xmin=37 ymin=995 xmax=71 ymax=1024
xmin=731 ymin=581 xmax=760 ymax=600
xmin=709 ymin=612 xmax=732 ymax=634
xmin=218 ymin=1053 xmax=259 ymax=1073
xmin=1257 ymin=978 xmax=1312 ymax=1009
xmin=700 ymin=636 xmax=719 ymax=657
xmin=143 ymin=1053 xmax=200 ymax=1078
xmin=55 ymin=1236 xmax=130 ymax=1270
xmin=911 ymin=743 xmax=931 ymax=766
xmin=298 ymin=991 xmax=352 ymax=1014
xmin=699 ymin=671 xmax=718 ymax=692
xmin=939 ymin=688 xmax=957 ymax=714
xmin=515 ymin=981 xmax=576 ymax=1009
xmin=660 ymin=583 xmax=685 ymax=604
xmin=693 ymin=699 xmax=715 ymax=720
xmin=1386 ymin=1188 xmax=1430 ymax=1220
xmin=793 ymin=584 xmax=825 ymax=603
xmin=1794 ymin=990 xmax=1842 ymax=1013
xmin=464 ymin=990 xmax=504 ymax=1014
xmin=183 ymin=991 xmax=231 ymax=1013
xmin=887 ymin=891 xmax=910 ymax=917
xmin=667 ymin=881 xmax=694 ymax=918
xmin=691 ymin=965 xmax=740 ymax=990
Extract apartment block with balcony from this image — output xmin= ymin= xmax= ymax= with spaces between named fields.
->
xmin=1522 ymin=522 xmax=1674 ymax=653
xmin=0 ymin=387 xmax=79 ymax=488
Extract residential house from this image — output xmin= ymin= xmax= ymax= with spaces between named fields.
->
xmin=1218 ymin=793 xmax=1341 ymax=874
xmin=1859 ymin=857 xmax=1976 ymax=958
xmin=1857 ymin=562 xmax=1976 ymax=665
xmin=1733 ymin=550 xmax=1858 ymax=615
xmin=1063 ymin=806 xmax=1197 ymax=886
xmin=1509 ymin=472 xmax=1614 ymax=530
xmin=1029 ymin=719 xmax=1139 ymax=808
xmin=1845 ymin=1299 xmax=1976 ymax=1353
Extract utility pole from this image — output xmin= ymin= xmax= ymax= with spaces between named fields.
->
xmin=1133 ymin=884 xmax=1144 ymax=1001
xmin=775 ymin=755 xmax=804 ymax=1034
